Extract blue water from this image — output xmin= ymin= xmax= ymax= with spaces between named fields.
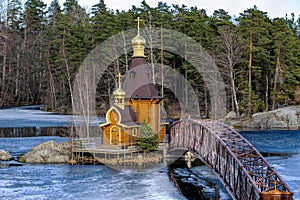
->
xmin=0 ymin=107 xmax=182 ymax=200
xmin=241 ymin=130 xmax=300 ymax=198
xmin=0 ymin=107 xmax=299 ymax=199
xmin=0 ymin=162 xmax=184 ymax=200
xmin=0 ymin=138 xmax=183 ymax=200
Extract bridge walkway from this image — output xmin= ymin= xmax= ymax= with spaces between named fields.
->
xmin=168 ymin=119 xmax=293 ymax=200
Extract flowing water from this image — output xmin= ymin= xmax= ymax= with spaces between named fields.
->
xmin=0 ymin=106 xmax=299 ymax=199
xmin=242 ymin=130 xmax=300 ymax=198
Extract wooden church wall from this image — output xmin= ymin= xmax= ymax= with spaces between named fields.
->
xmin=103 ymin=123 xmax=138 ymax=145
xmin=128 ymin=99 xmax=161 ymax=129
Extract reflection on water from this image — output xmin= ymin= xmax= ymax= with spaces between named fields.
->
xmin=0 ymin=106 xmax=104 ymax=138
xmin=0 ymin=127 xmax=70 ymax=138
xmin=168 ymin=160 xmax=232 ymax=200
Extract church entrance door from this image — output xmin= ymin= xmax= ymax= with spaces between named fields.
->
xmin=110 ymin=126 xmax=120 ymax=145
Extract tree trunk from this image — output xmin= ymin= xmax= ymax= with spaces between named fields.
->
xmin=1 ymin=1 xmax=9 ymax=105
xmin=46 ymin=48 xmax=57 ymax=109
xmin=272 ymin=46 xmax=280 ymax=110
xmin=204 ymin=83 xmax=208 ymax=118
xmin=265 ymin=75 xmax=269 ymax=111
xmin=122 ymin=31 xmax=129 ymax=71
xmin=1 ymin=28 xmax=7 ymax=104
xmin=248 ymin=27 xmax=253 ymax=114
xmin=230 ymin=69 xmax=240 ymax=116
xmin=147 ymin=18 xmax=155 ymax=84
xmin=62 ymin=26 xmax=74 ymax=113
xmin=160 ymin=23 xmax=164 ymax=98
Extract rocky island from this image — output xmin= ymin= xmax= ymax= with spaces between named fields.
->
xmin=18 ymin=140 xmax=71 ymax=164
xmin=225 ymin=105 xmax=300 ymax=130
xmin=0 ymin=150 xmax=13 ymax=161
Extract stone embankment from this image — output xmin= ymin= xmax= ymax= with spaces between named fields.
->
xmin=18 ymin=141 xmax=71 ymax=164
xmin=225 ymin=106 xmax=300 ymax=130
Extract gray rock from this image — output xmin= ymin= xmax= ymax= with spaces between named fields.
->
xmin=19 ymin=140 xmax=71 ymax=164
xmin=246 ymin=106 xmax=300 ymax=129
xmin=0 ymin=150 xmax=13 ymax=161
xmin=225 ymin=111 xmax=237 ymax=119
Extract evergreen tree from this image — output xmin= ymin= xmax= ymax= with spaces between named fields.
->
xmin=91 ymin=0 xmax=117 ymax=44
xmin=7 ymin=0 xmax=23 ymax=29
xmin=236 ymin=6 xmax=272 ymax=114
xmin=0 ymin=1 xmax=299 ymax=116
xmin=0 ymin=0 xmax=24 ymax=105
xmin=20 ymin=0 xmax=47 ymax=104
xmin=136 ymin=121 xmax=158 ymax=152
xmin=271 ymin=18 xmax=299 ymax=108
xmin=41 ymin=0 xmax=62 ymax=110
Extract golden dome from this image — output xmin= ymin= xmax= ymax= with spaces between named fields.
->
xmin=132 ymin=33 xmax=146 ymax=57
xmin=113 ymin=73 xmax=126 ymax=109
xmin=132 ymin=34 xmax=146 ymax=45
xmin=132 ymin=17 xmax=146 ymax=57
xmin=113 ymin=88 xmax=126 ymax=97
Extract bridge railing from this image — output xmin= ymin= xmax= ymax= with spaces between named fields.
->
xmin=168 ymin=119 xmax=292 ymax=200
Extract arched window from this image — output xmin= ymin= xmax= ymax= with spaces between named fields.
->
xmin=130 ymin=71 xmax=136 ymax=79
xmin=132 ymin=128 xmax=137 ymax=136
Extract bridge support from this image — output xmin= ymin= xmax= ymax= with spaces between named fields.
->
xmin=184 ymin=151 xmax=193 ymax=168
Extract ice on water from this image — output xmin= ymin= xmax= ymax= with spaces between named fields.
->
xmin=0 ymin=106 xmax=103 ymax=127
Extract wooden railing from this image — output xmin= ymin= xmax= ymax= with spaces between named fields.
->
xmin=72 ymin=137 xmax=103 ymax=150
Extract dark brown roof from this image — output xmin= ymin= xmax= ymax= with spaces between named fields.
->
xmin=114 ymin=105 xmax=139 ymax=126
xmin=124 ymin=57 xmax=163 ymax=99
xmin=129 ymin=57 xmax=147 ymax=70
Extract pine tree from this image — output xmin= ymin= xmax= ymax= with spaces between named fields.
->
xmin=237 ymin=6 xmax=272 ymax=114
xmin=136 ymin=121 xmax=158 ymax=152
xmin=41 ymin=0 xmax=62 ymax=110
xmin=91 ymin=0 xmax=117 ymax=44
xmin=271 ymin=18 xmax=300 ymax=107
xmin=20 ymin=0 xmax=47 ymax=104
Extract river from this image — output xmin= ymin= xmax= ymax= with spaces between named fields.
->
xmin=0 ymin=106 xmax=299 ymax=199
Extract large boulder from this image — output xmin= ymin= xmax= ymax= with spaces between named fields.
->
xmin=246 ymin=106 xmax=300 ymax=129
xmin=225 ymin=111 xmax=237 ymax=119
xmin=0 ymin=150 xmax=13 ymax=161
xmin=19 ymin=141 xmax=71 ymax=164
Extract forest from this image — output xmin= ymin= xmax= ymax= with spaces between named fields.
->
xmin=0 ymin=0 xmax=299 ymax=118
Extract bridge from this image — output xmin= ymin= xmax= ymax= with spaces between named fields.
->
xmin=168 ymin=118 xmax=293 ymax=200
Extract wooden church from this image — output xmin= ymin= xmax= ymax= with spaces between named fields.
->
xmin=100 ymin=18 xmax=166 ymax=146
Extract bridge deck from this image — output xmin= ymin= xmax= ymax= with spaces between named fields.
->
xmin=168 ymin=119 xmax=292 ymax=200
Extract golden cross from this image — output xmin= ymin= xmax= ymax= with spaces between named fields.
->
xmin=117 ymin=73 xmax=122 ymax=89
xmin=274 ymin=180 xmax=277 ymax=190
xmin=134 ymin=17 xmax=142 ymax=34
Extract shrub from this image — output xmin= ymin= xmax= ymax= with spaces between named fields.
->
xmin=136 ymin=121 xmax=158 ymax=152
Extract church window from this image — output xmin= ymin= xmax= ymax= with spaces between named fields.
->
xmin=130 ymin=71 xmax=136 ymax=79
xmin=147 ymin=71 xmax=152 ymax=79
xmin=132 ymin=128 xmax=137 ymax=136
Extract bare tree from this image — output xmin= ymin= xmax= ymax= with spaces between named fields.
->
xmin=0 ymin=0 xmax=8 ymax=105
xmin=143 ymin=14 xmax=157 ymax=84
xmin=214 ymin=26 xmax=243 ymax=116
